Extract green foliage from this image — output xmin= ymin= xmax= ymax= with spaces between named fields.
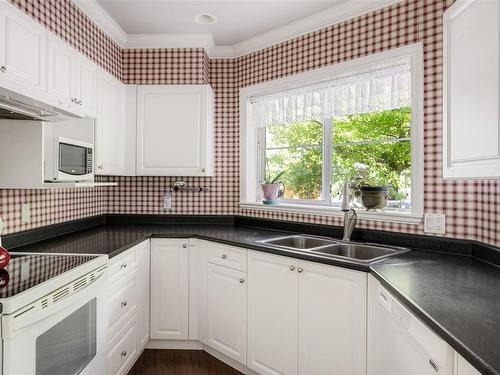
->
xmin=265 ymin=107 xmax=412 ymax=203
xmin=264 ymin=170 xmax=286 ymax=184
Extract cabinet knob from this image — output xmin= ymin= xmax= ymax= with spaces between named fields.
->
xmin=429 ymin=359 xmax=438 ymax=372
xmin=120 ymin=263 xmax=127 ymax=269
xmin=201 ymin=168 xmax=205 ymax=172
xmin=182 ymin=244 xmax=188 ymax=248
xmin=221 ymin=254 xmax=227 ymax=259
xmin=289 ymin=265 xmax=295 ymax=271
xmin=98 ymin=165 xmax=103 ymax=170
xmin=239 ymin=279 xmax=245 ymax=284
xmin=121 ymin=351 xmax=127 ymax=357
xmin=0 ymin=66 xmax=6 ymax=73
xmin=121 ymin=301 xmax=127 ymax=307
xmin=297 ymin=267 xmax=303 ymax=273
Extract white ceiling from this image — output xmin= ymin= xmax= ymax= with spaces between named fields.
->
xmin=96 ymin=1 xmax=345 ymax=46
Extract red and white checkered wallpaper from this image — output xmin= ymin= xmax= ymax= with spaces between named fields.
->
xmin=0 ymin=0 xmax=498 ymax=246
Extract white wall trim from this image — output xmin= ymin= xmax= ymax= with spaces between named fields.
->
xmin=239 ymin=43 xmax=424 ymax=222
xmin=73 ymin=0 xmax=127 ymax=47
xmin=73 ymin=0 xmax=403 ymax=58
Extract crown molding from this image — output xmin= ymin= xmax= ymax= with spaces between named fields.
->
xmin=73 ymin=0 xmax=404 ymax=58
xmin=73 ymin=0 xmax=128 ymax=47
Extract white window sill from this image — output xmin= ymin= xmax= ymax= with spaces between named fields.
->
xmin=239 ymin=202 xmax=423 ymax=224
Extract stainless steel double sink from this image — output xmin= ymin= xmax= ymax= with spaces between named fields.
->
xmin=257 ymin=235 xmax=408 ymax=263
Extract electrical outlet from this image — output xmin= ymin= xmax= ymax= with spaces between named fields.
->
xmin=163 ymin=191 xmax=172 ymax=209
xmin=424 ymin=213 xmax=446 ymax=234
xmin=21 ymin=203 xmax=31 ymax=224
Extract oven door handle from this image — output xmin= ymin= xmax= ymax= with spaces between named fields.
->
xmin=2 ymin=267 xmax=107 ymax=339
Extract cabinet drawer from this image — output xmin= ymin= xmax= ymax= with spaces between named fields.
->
xmin=108 ymin=275 xmax=137 ymax=339
xmin=108 ymin=317 xmax=138 ymax=375
xmin=205 ymin=242 xmax=247 ymax=272
xmin=108 ymin=248 xmax=137 ymax=285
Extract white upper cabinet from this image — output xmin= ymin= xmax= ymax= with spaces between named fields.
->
xmin=95 ymin=70 xmax=126 ymax=175
xmin=444 ymin=0 xmax=500 ymax=178
xmin=0 ymin=2 xmax=46 ymax=96
xmin=74 ymin=55 xmax=97 ymax=117
xmin=136 ymin=85 xmax=214 ymax=177
xmin=47 ymin=33 xmax=74 ymax=110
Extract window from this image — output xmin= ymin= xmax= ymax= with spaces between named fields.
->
xmin=241 ymin=44 xmax=423 ymax=221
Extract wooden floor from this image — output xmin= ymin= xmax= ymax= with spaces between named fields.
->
xmin=128 ymin=349 xmax=243 ymax=375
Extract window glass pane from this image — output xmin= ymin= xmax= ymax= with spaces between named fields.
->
xmin=331 ymin=140 xmax=411 ymax=207
xmin=266 ymin=120 xmax=322 ymax=148
xmin=332 ymin=106 xmax=411 ymax=145
xmin=265 ymin=146 xmax=323 ymax=200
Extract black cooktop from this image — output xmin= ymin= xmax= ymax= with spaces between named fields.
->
xmin=0 ymin=253 xmax=98 ymax=299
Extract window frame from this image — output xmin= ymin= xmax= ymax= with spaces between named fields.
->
xmin=240 ymin=43 xmax=424 ymax=223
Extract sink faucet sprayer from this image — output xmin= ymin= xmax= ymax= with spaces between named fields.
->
xmin=341 ymin=182 xmax=357 ymax=241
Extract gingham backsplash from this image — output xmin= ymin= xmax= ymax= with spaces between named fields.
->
xmin=1 ymin=0 xmax=498 ymax=247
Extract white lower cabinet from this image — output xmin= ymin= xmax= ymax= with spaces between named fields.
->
xmin=205 ymin=262 xmax=247 ymax=364
xmin=107 ymin=240 xmax=149 ymax=375
xmin=248 ymin=251 xmax=298 ymax=375
xmin=150 ymin=239 xmax=190 ymax=340
xmin=454 ymin=352 xmax=481 ymax=375
xmin=247 ymin=251 xmax=367 ymax=375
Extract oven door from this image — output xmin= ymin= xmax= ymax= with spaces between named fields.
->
xmin=1 ymin=269 xmax=107 ymax=375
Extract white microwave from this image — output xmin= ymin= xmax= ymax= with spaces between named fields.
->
xmin=45 ymin=137 xmax=94 ymax=182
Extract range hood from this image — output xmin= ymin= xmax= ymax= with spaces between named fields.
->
xmin=0 ymin=87 xmax=81 ymax=122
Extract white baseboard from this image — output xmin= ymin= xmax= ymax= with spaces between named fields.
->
xmin=146 ymin=339 xmax=203 ymax=350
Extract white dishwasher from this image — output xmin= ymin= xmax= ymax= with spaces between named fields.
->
xmin=367 ymin=275 xmax=454 ymax=375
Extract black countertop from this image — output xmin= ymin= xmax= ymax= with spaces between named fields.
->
xmin=7 ymin=220 xmax=500 ymax=375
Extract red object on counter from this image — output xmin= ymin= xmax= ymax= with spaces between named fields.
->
xmin=0 ymin=246 xmax=10 ymax=269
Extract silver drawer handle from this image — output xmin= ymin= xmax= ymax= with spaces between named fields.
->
xmin=120 ymin=264 xmax=127 ymax=269
xmin=121 ymin=351 xmax=127 ymax=357
xmin=297 ymin=267 xmax=303 ymax=273
xmin=121 ymin=301 xmax=127 ymax=307
xmin=239 ymin=279 xmax=245 ymax=284
xmin=0 ymin=66 xmax=6 ymax=73
xmin=289 ymin=265 xmax=295 ymax=271
xmin=221 ymin=254 xmax=227 ymax=259
xmin=182 ymin=244 xmax=188 ymax=248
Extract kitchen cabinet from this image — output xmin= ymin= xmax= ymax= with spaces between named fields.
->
xmin=150 ymin=239 xmax=190 ymax=340
xmin=298 ymin=260 xmax=366 ymax=375
xmin=107 ymin=240 xmax=149 ymax=375
xmin=46 ymin=33 xmax=74 ymax=111
xmin=95 ymin=70 xmax=126 ymax=175
xmin=136 ymin=85 xmax=214 ymax=177
xmin=135 ymin=240 xmax=150 ymax=350
xmin=443 ymin=0 xmax=500 ymax=178
xmin=247 ymin=251 xmax=298 ymax=375
xmin=0 ymin=1 xmax=46 ymax=97
xmin=247 ymin=251 xmax=367 ymax=375
xmin=74 ymin=55 xmax=97 ymax=117
xmin=367 ymin=275 xmax=454 ymax=375
xmin=454 ymin=352 xmax=481 ymax=375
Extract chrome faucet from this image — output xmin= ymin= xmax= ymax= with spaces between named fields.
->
xmin=341 ymin=182 xmax=357 ymax=241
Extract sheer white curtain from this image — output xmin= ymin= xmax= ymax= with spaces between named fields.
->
xmin=250 ymin=61 xmax=411 ymax=127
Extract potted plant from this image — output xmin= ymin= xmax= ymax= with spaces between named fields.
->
xmin=351 ymin=175 xmax=390 ymax=211
xmin=260 ymin=171 xmax=285 ymax=205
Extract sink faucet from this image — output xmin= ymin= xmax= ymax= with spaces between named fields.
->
xmin=341 ymin=182 xmax=357 ymax=241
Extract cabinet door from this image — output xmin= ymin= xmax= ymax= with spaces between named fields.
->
xmin=136 ymin=85 xmax=213 ymax=176
xmin=443 ymin=0 xmax=500 ymax=178
xmin=136 ymin=240 xmax=150 ymax=350
xmin=298 ymin=261 xmax=366 ymax=375
xmin=0 ymin=3 xmax=46 ymax=94
xmin=247 ymin=251 xmax=298 ymax=375
xmin=95 ymin=71 xmax=126 ymax=175
xmin=206 ymin=263 xmax=247 ymax=365
xmin=47 ymin=33 xmax=74 ymax=110
xmin=75 ymin=55 xmax=97 ymax=117
xmin=455 ymin=352 xmax=481 ymax=375
xmin=150 ymin=239 xmax=189 ymax=340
